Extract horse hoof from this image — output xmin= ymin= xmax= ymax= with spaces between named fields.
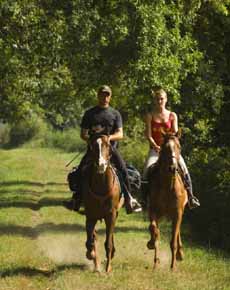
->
xmin=176 ymin=251 xmax=184 ymax=261
xmin=147 ymin=240 xmax=155 ymax=250
xmin=94 ymin=267 xmax=101 ymax=273
xmin=106 ymin=266 xmax=112 ymax=273
xmin=86 ymin=250 xmax=95 ymax=260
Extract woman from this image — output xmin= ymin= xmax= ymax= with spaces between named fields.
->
xmin=143 ymin=87 xmax=200 ymax=209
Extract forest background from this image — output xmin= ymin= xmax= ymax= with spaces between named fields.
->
xmin=0 ymin=0 xmax=229 ymax=252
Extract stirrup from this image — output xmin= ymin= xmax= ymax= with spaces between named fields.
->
xmin=130 ymin=198 xmax=142 ymax=213
xmin=141 ymin=180 xmax=149 ymax=184
xmin=125 ymin=198 xmax=142 ymax=214
xmin=188 ymin=196 xmax=200 ymax=209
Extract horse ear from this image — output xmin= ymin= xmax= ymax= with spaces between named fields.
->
xmin=175 ymin=128 xmax=182 ymax=139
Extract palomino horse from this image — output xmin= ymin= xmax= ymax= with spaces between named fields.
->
xmin=147 ymin=132 xmax=188 ymax=270
xmin=82 ymin=135 xmax=122 ymax=273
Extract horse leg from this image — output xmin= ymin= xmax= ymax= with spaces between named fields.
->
xmin=147 ymin=215 xmax=160 ymax=268
xmin=104 ymin=211 xmax=117 ymax=273
xmin=176 ymin=230 xmax=184 ymax=261
xmin=170 ymin=211 xmax=183 ymax=270
xmin=85 ymin=218 xmax=100 ymax=272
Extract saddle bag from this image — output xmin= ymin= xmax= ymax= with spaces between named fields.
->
xmin=67 ymin=166 xmax=79 ymax=192
xmin=127 ymin=164 xmax=141 ymax=194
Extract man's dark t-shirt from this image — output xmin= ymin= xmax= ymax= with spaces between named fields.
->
xmin=81 ymin=106 xmax=122 ymax=147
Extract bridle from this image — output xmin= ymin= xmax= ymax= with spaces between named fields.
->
xmin=89 ymin=135 xmax=112 ymax=174
xmin=160 ymin=135 xmax=181 ymax=175
xmin=88 ymin=135 xmax=118 ymax=201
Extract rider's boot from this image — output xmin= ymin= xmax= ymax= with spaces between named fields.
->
xmin=141 ymin=180 xmax=149 ymax=210
xmin=64 ymin=192 xmax=81 ymax=211
xmin=184 ymin=173 xmax=200 ymax=209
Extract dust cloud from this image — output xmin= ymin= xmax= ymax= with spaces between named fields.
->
xmin=37 ymin=233 xmax=90 ymax=266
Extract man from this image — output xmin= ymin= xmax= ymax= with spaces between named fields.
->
xmin=65 ymin=85 xmax=142 ymax=214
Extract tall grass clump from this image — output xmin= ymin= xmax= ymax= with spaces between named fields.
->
xmin=3 ymin=115 xmax=85 ymax=153
xmin=120 ymin=119 xmax=148 ymax=170
xmin=0 ymin=122 xmax=11 ymax=147
xmin=120 ymin=136 xmax=148 ymax=171
xmin=2 ymin=115 xmax=48 ymax=148
xmin=42 ymin=127 xmax=85 ymax=153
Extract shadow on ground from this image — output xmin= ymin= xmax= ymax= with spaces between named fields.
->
xmin=0 ymin=263 xmax=88 ymax=278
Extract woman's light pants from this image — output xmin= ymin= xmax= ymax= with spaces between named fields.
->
xmin=143 ymin=148 xmax=188 ymax=179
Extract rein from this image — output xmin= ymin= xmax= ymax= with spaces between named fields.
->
xmin=158 ymin=138 xmax=180 ymax=192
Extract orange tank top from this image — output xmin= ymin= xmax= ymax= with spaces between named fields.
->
xmin=151 ymin=112 xmax=173 ymax=146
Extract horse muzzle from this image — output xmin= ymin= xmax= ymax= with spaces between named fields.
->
xmin=168 ymin=155 xmax=178 ymax=174
xmin=96 ymin=160 xmax=109 ymax=174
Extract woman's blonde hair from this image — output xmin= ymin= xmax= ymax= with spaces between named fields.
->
xmin=151 ymin=87 xmax=167 ymax=98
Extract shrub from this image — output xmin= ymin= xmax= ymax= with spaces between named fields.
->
xmin=42 ymin=127 xmax=85 ymax=153
xmin=119 ymin=136 xmax=148 ymax=172
xmin=0 ymin=122 xmax=10 ymax=147
xmin=187 ymin=147 xmax=230 ymax=251
xmin=6 ymin=115 xmax=48 ymax=147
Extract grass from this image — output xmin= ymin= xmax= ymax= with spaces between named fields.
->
xmin=0 ymin=148 xmax=229 ymax=290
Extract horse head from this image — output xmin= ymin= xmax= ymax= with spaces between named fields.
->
xmin=160 ymin=131 xmax=181 ymax=174
xmin=89 ymin=134 xmax=111 ymax=174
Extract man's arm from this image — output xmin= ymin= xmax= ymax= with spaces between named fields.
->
xmin=108 ymin=127 xmax=123 ymax=142
xmin=80 ymin=128 xmax=90 ymax=142
xmin=81 ymin=127 xmax=123 ymax=143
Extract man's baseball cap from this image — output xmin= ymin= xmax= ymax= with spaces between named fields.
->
xmin=98 ymin=85 xmax=112 ymax=95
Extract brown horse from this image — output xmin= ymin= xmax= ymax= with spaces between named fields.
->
xmin=147 ymin=132 xmax=188 ymax=270
xmin=82 ymin=135 xmax=123 ymax=273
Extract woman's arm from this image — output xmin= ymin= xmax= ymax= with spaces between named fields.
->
xmin=145 ymin=113 xmax=161 ymax=152
xmin=170 ymin=112 xmax=178 ymax=133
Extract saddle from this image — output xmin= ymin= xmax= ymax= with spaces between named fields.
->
xmin=68 ymin=163 xmax=141 ymax=196
xmin=146 ymin=162 xmax=185 ymax=185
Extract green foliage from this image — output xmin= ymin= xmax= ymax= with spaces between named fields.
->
xmin=42 ymin=127 xmax=85 ymax=153
xmin=120 ymin=136 xmax=148 ymax=172
xmin=7 ymin=115 xmax=48 ymax=147
xmin=178 ymin=0 xmax=230 ymax=149
xmin=0 ymin=0 xmax=229 ymax=150
xmin=187 ymin=147 xmax=230 ymax=251
xmin=0 ymin=122 xmax=10 ymax=146
xmin=1 ymin=116 xmax=85 ymax=153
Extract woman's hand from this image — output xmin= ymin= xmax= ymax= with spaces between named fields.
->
xmin=150 ymin=142 xmax=161 ymax=153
